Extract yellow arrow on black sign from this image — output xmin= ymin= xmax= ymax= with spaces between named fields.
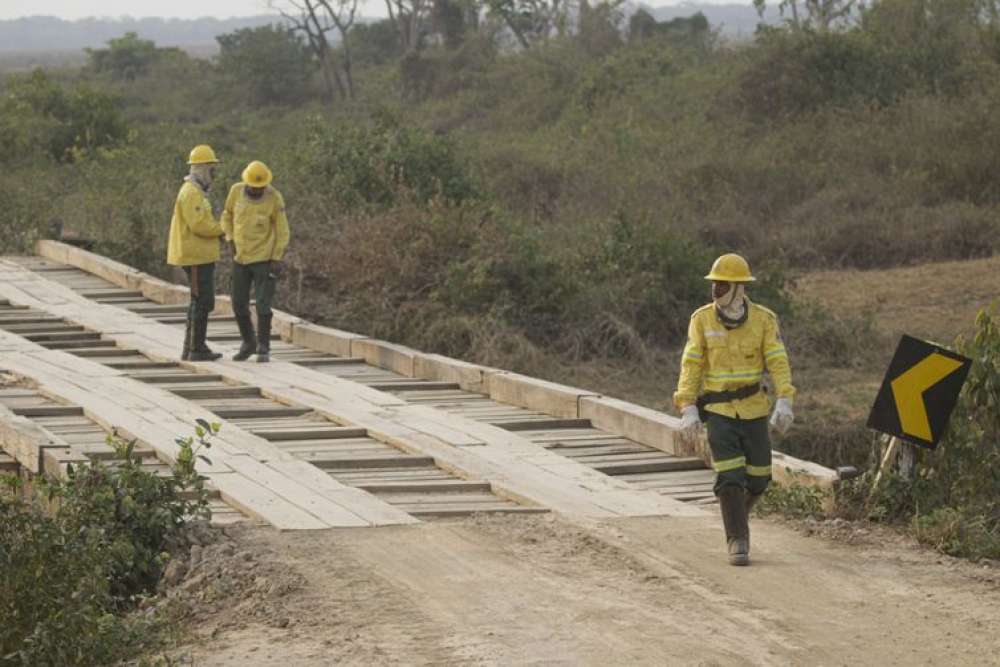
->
xmin=868 ymin=336 xmax=971 ymax=449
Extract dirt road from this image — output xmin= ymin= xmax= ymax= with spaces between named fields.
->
xmin=171 ymin=513 xmax=1000 ymax=666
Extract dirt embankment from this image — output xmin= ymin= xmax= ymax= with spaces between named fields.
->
xmin=154 ymin=513 xmax=1000 ymax=666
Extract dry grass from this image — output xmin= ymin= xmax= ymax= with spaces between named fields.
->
xmin=794 ymin=255 xmax=1000 ymax=345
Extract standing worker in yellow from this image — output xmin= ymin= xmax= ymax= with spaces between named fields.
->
xmin=167 ymin=144 xmax=226 ymax=362
xmin=221 ymin=161 xmax=290 ymax=363
xmin=674 ymin=254 xmax=795 ymax=566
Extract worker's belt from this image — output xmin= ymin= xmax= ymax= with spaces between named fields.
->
xmin=696 ymin=383 xmax=762 ymax=422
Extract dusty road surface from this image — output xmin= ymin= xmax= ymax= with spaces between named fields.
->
xmin=169 ymin=513 xmax=1000 ymax=666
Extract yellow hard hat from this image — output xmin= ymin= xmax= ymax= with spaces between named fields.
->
xmin=187 ymin=144 xmax=220 ymax=165
xmin=242 ymin=160 xmax=273 ymax=188
xmin=705 ymin=253 xmax=755 ymax=282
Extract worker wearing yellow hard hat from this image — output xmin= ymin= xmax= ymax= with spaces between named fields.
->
xmin=674 ymin=253 xmax=795 ymax=566
xmin=167 ymin=144 xmax=225 ymax=362
xmin=221 ymin=160 xmax=290 ymax=363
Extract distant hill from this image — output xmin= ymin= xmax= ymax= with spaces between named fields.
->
xmin=0 ymin=15 xmax=287 ymax=53
xmin=0 ymin=5 xmax=779 ymax=55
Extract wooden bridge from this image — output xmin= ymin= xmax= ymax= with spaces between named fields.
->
xmin=0 ymin=241 xmax=836 ymax=529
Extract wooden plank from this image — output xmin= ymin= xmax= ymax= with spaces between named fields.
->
xmin=106 ymin=361 xmax=179 ymax=370
xmin=486 ymin=372 xmax=599 ymax=419
xmin=24 ymin=331 xmax=100 ymax=342
xmin=497 ymin=418 xmax=594 ymax=432
xmin=291 ymin=322 xmax=367 ymax=359
xmin=224 ymin=456 xmax=370 ymax=527
xmin=13 ymin=405 xmax=84 ymax=418
xmin=45 ymin=340 xmax=117 ymax=350
xmin=0 ymin=453 xmax=20 ymax=474
xmin=306 ymin=455 xmax=437 ymax=470
xmin=350 ymin=339 xmax=419 ymax=377
xmin=592 ymin=457 xmax=706 ymax=475
xmin=268 ymin=458 xmax=419 ymax=526
xmin=73 ymin=348 xmax=142 ymax=358
xmin=1 ymin=324 xmax=85 ymax=334
xmin=368 ymin=381 xmax=461 ymax=392
xmin=192 ymin=470 xmax=331 ymax=530
xmin=0 ymin=405 xmax=68 ymax=473
xmin=251 ymin=427 xmax=369 ymax=441
xmin=170 ymin=386 xmax=261 ymax=400
xmin=208 ymin=407 xmax=312 ymax=419
xmin=400 ymin=505 xmax=545 ymax=518
xmin=357 ymin=480 xmax=491 ymax=494
xmin=136 ymin=373 xmax=223 ymax=384
xmin=412 ymin=353 xmax=496 ymax=393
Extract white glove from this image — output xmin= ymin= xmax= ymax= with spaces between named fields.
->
xmin=770 ymin=398 xmax=794 ymax=435
xmin=679 ymin=405 xmax=703 ymax=441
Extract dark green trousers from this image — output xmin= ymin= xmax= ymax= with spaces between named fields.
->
xmin=231 ymin=261 xmax=276 ymax=320
xmin=706 ymin=413 xmax=772 ymax=496
xmin=182 ymin=263 xmax=215 ymax=318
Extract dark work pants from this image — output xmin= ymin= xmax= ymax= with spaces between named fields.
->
xmin=231 ymin=261 xmax=276 ymax=320
xmin=706 ymin=413 xmax=772 ymax=496
xmin=183 ymin=263 xmax=215 ymax=319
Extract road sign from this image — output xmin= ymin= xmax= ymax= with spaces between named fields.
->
xmin=867 ymin=335 xmax=971 ymax=449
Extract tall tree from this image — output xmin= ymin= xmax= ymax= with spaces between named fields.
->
xmin=485 ymin=0 xmax=573 ymax=49
xmin=270 ymin=0 xmax=359 ymax=102
xmin=384 ymin=0 xmax=432 ymax=52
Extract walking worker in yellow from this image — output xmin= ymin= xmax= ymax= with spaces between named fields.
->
xmin=167 ymin=144 xmax=225 ymax=362
xmin=674 ymin=253 xmax=795 ymax=566
xmin=221 ymin=160 xmax=290 ymax=363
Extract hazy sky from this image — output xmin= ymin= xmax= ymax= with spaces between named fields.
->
xmin=2 ymin=0 xmax=749 ymax=20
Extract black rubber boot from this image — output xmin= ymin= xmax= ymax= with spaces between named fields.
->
xmin=181 ymin=316 xmax=193 ymax=361
xmin=745 ymin=491 xmax=763 ymax=559
xmin=256 ymin=313 xmax=272 ymax=363
xmin=719 ymin=486 xmax=749 ymax=566
xmin=232 ymin=314 xmax=257 ymax=362
xmin=189 ymin=313 xmax=221 ymax=362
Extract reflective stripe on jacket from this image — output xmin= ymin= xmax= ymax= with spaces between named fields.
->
xmin=221 ymin=184 xmax=290 ymax=265
xmin=673 ymin=300 xmax=795 ymax=420
xmin=167 ymin=180 xmax=223 ymax=266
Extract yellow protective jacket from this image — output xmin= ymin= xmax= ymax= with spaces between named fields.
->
xmin=167 ymin=179 xmax=224 ymax=266
xmin=221 ymin=184 xmax=290 ymax=265
xmin=673 ymin=300 xmax=795 ymax=420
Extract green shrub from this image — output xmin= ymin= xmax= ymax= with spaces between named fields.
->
xmin=0 ymin=69 xmax=129 ymax=162
xmin=755 ymin=482 xmax=825 ymax=519
xmin=567 ymin=211 xmax=715 ymax=350
xmin=0 ymin=422 xmax=216 ymax=665
xmin=216 ymin=25 xmax=315 ymax=105
xmin=733 ymin=29 xmax=910 ymax=119
xmin=298 ymin=113 xmax=478 ymax=212
xmin=912 ymin=507 xmax=1000 ymax=559
xmin=86 ymin=32 xmax=160 ymax=81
